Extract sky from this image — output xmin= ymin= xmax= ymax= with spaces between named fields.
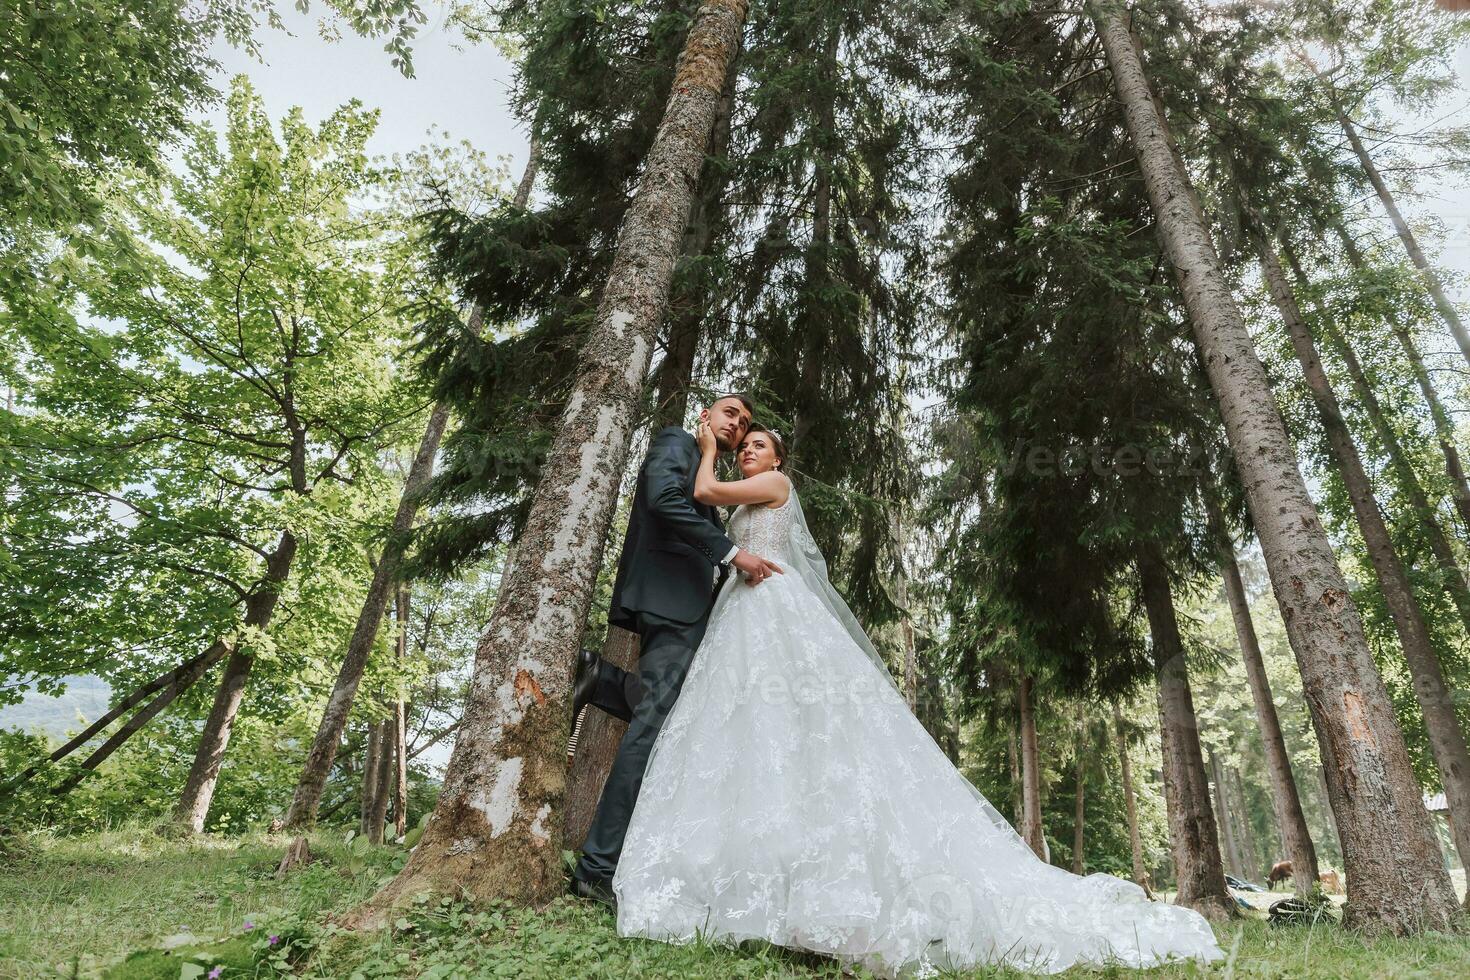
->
xmin=208 ymin=7 xmax=530 ymax=191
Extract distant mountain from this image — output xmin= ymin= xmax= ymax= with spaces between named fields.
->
xmin=0 ymin=676 xmax=113 ymax=740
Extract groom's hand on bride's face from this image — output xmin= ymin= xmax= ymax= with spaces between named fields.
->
xmin=732 ymin=549 xmax=783 ymax=586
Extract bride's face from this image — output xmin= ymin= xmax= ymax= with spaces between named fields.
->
xmin=737 ymin=433 xmax=780 ymax=477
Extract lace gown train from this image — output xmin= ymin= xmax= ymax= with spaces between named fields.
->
xmin=613 ymin=488 xmax=1223 ymax=977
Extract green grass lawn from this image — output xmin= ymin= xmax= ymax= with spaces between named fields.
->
xmin=3 ymin=829 xmax=1468 ymax=979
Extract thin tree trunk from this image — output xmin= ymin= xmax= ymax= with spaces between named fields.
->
xmin=1334 ymin=224 xmax=1470 ymax=532
xmin=365 ymin=719 xmax=394 ymax=843
xmin=1017 ymin=673 xmax=1046 ymax=861
xmin=45 ymin=642 xmax=233 ymax=796
xmin=1218 ymin=537 xmax=1319 ymax=895
xmin=787 ymin=23 xmax=841 ymax=463
xmin=1136 ymin=546 xmax=1236 ymax=921
xmin=351 ymin=0 xmax=752 ymax=918
xmin=947 ymin=700 xmax=961 ymax=766
xmin=171 ymin=530 xmax=299 ymax=833
xmin=284 ymin=404 xmax=450 ymax=829
xmin=1259 ymin=229 xmax=1470 ymax=879
xmin=1230 ymin=767 xmax=1262 ymax=878
xmin=651 ymin=44 xmax=740 ymax=430
xmin=1113 ymin=703 xmax=1153 ymax=898
xmin=514 ymin=134 xmax=543 ymax=211
xmin=1328 ymin=98 xmax=1470 ymax=367
xmin=1093 ymin=0 xmax=1458 ymax=931
xmin=562 ymin=628 xmax=640 ymax=848
xmin=394 ymin=587 xmax=410 ymax=838
xmin=361 ymin=723 xmax=383 ymax=838
xmin=7 ymin=644 xmax=222 ymax=794
xmin=1209 ymin=748 xmax=1246 ymax=880
xmin=1008 ymin=724 xmax=1023 ymax=829
xmin=1072 ymin=746 xmax=1086 ymax=875
xmin=894 ymin=512 xmax=919 ymax=712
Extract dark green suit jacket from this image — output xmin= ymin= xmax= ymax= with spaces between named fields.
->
xmin=608 ymin=427 xmax=736 ymax=629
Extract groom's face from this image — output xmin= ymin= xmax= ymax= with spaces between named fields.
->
xmin=702 ymin=397 xmax=752 ymax=452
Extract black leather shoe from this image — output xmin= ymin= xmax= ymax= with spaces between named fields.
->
xmin=571 ymin=647 xmax=599 ymax=721
xmin=570 ymin=873 xmax=618 ymax=912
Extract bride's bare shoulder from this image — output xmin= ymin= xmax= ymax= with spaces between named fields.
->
xmin=765 ymin=472 xmax=793 ymax=509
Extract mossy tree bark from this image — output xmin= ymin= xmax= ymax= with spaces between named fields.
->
xmin=350 ymin=0 xmax=752 ymax=918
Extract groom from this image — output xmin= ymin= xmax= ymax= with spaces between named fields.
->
xmin=569 ymin=393 xmax=783 ymax=908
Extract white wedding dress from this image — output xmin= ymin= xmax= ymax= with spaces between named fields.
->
xmin=614 ymin=482 xmax=1223 ymax=977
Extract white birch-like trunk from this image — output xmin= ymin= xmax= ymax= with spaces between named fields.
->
xmin=352 ymin=0 xmax=751 ymax=918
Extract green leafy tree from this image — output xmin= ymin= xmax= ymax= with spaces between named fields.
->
xmin=1 ymin=79 xmax=426 ymax=833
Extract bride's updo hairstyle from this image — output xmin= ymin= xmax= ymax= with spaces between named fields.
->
xmin=741 ymin=423 xmax=788 ymax=473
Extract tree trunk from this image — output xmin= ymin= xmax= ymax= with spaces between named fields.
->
xmin=285 ymin=404 xmax=450 ymax=828
xmin=18 ymin=643 xmax=228 ymax=796
xmin=1334 ymin=225 xmax=1470 ymax=533
xmin=651 ymin=43 xmax=740 ymax=430
xmin=1113 ymin=703 xmax=1153 ymax=898
xmin=1209 ymin=748 xmax=1246 ymax=880
xmin=562 ymin=628 xmax=640 ymax=848
xmin=351 ymin=0 xmax=751 ymax=918
xmin=514 ymin=133 xmax=543 ymax=211
xmin=1281 ymin=240 xmax=1470 ymax=631
xmin=1230 ymin=767 xmax=1262 ymax=878
xmin=1260 ymin=229 xmax=1470 ymax=879
xmin=171 ymin=530 xmax=299 ymax=833
xmin=366 ymin=719 xmax=395 ymax=843
xmin=1072 ymin=747 xmax=1086 ymax=875
xmin=9 ymin=647 xmax=216 ymax=789
xmin=1136 ymin=546 xmax=1236 ymax=921
xmin=393 ymin=587 xmax=410 ymax=838
xmin=1316 ymin=764 xmax=1342 ymax=860
xmin=787 ymin=23 xmax=841 ymax=463
xmin=1007 ymin=725 xmax=1023 ymax=828
xmin=361 ymin=723 xmax=384 ymax=838
xmin=1017 ymin=673 xmax=1046 ymax=861
xmin=1218 ymin=539 xmax=1319 ymax=895
xmin=894 ymin=513 xmax=919 ymax=712
xmin=1330 ymin=101 xmax=1470 ymax=367
xmin=1093 ymin=0 xmax=1458 ymax=931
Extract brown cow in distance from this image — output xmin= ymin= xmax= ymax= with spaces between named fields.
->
xmin=1267 ymin=861 xmax=1345 ymax=894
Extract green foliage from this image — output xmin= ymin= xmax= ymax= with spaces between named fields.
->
xmin=0 ymin=79 xmax=489 ymax=831
xmin=927 ymin=0 xmax=1232 ymax=708
xmin=0 ymin=0 xmax=217 ymax=260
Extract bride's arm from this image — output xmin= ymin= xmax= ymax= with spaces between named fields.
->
xmin=694 ymin=428 xmax=789 ymax=507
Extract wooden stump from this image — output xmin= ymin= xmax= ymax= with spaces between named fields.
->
xmin=275 ymin=835 xmax=311 ymax=878
xmin=563 ymin=628 xmax=640 ymax=849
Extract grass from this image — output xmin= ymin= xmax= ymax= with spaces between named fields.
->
xmin=3 ymin=829 xmax=1469 ymax=979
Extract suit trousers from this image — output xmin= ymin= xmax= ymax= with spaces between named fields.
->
xmin=574 ymin=609 xmax=712 ymax=883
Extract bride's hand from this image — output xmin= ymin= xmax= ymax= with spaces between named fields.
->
xmin=696 ymin=420 xmax=717 ymax=455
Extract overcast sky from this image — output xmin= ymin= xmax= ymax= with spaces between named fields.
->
xmin=209 ymin=7 xmax=1469 ymax=325
xmin=208 ymin=8 xmax=530 ymax=185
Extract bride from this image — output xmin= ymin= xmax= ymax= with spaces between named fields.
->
xmin=611 ymin=422 xmax=1224 ymax=977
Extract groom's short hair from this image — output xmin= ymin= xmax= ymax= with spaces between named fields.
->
xmin=714 ymin=392 xmax=755 ymax=416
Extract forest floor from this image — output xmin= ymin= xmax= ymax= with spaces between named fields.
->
xmin=3 ymin=829 xmax=1470 ymax=979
